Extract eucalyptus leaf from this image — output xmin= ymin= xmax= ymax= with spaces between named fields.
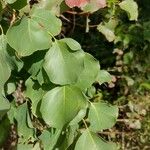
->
xmin=88 ymin=102 xmax=118 ymax=132
xmin=40 ymin=86 xmax=87 ymax=128
xmin=75 ymin=129 xmax=116 ymax=150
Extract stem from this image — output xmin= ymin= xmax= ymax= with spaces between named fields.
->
xmin=82 ymin=118 xmax=88 ymax=129
xmin=0 ymin=25 xmax=4 ymax=35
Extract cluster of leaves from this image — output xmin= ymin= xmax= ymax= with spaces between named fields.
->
xmin=0 ymin=0 xmax=141 ymax=149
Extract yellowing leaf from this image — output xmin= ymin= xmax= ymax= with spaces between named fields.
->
xmin=119 ymin=0 xmax=138 ymax=21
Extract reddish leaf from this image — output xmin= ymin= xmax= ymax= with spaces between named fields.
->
xmin=96 ymin=0 xmax=106 ymax=8
xmin=65 ymin=0 xmax=89 ymax=8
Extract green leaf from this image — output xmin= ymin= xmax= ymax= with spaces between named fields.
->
xmin=14 ymin=103 xmax=35 ymax=142
xmin=0 ymin=117 xmax=10 ymax=147
xmin=39 ymin=129 xmax=61 ymax=150
xmin=75 ymin=53 xmax=100 ymax=90
xmin=24 ymin=78 xmax=44 ymax=117
xmin=57 ymin=124 xmax=79 ymax=150
xmin=87 ymin=86 xmax=96 ymax=98
xmin=6 ymin=82 xmax=16 ymax=95
xmin=40 ymin=86 xmax=87 ymax=129
xmin=6 ymin=7 xmax=62 ymax=56
xmin=9 ymin=0 xmax=27 ymax=10
xmin=37 ymin=0 xmax=63 ymax=14
xmin=17 ymin=143 xmax=33 ymax=150
xmin=5 ymin=0 xmax=16 ymax=4
xmin=97 ymin=19 xmax=118 ymax=42
xmin=0 ymin=35 xmax=11 ymax=91
xmin=96 ymin=70 xmax=112 ymax=85
xmin=75 ymin=130 xmax=116 ymax=150
xmin=69 ymin=108 xmax=87 ymax=126
xmin=0 ymin=95 xmax=10 ymax=119
xmin=0 ymin=35 xmax=11 ymax=117
xmin=43 ymin=41 xmax=85 ymax=85
xmin=124 ymin=76 xmax=134 ymax=86
xmin=6 ymin=45 xmax=24 ymax=71
xmin=144 ymin=21 xmax=150 ymax=41
xmin=88 ymin=102 xmax=118 ymax=132
xmin=140 ymin=82 xmax=150 ymax=90
xmin=123 ymin=51 xmax=133 ymax=65
xmin=60 ymin=38 xmax=81 ymax=51
xmin=119 ymin=0 xmax=138 ymax=21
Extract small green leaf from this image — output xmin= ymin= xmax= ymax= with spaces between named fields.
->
xmin=97 ymin=19 xmax=118 ymax=42
xmin=10 ymin=0 xmax=27 ymax=10
xmin=24 ymin=78 xmax=44 ymax=117
xmin=6 ymin=45 xmax=24 ymax=71
xmin=96 ymin=70 xmax=112 ymax=85
xmin=140 ymin=82 xmax=150 ymax=90
xmin=43 ymin=41 xmax=84 ymax=85
xmin=69 ymin=107 xmax=87 ymax=126
xmin=0 ymin=95 xmax=10 ymax=118
xmin=39 ymin=129 xmax=61 ymax=150
xmin=123 ymin=51 xmax=133 ymax=65
xmin=75 ymin=129 xmax=116 ymax=150
xmin=58 ymin=124 xmax=79 ymax=149
xmin=60 ymin=38 xmax=81 ymax=51
xmin=40 ymin=86 xmax=87 ymax=129
xmin=0 ymin=35 xmax=11 ymax=91
xmin=124 ymin=76 xmax=134 ymax=86
xmin=6 ymin=7 xmax=62 ymax=56
xmin=5 ymin=0 xmax=16 ymax=4
xmin=14 ymin=103 xmax=35 ymax=142
xmin=0 ymin=117 xmax=10 ymax=147
xmin=6 ymin=82 xmax=16 ymax=95
xmin=37 ymin=0 xmax=64 ymax=14
xmin=89 ymin=102 xmax=118 ymax=131
xmin=119 ymin=0 xmax=138 ymax=21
